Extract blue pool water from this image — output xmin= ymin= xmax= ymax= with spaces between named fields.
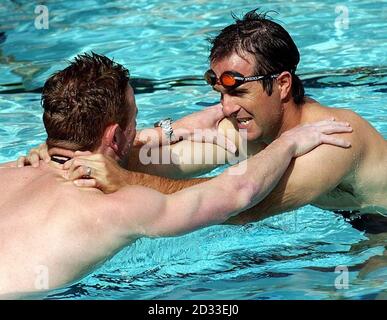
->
xmin=0 ymin=0 xmax=386 ymax=299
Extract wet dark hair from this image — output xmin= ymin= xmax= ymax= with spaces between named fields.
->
xmin=42 ymin=52 xmax=130 ymax=151
xmin=209 ymin=9 xmax=305 ymax=104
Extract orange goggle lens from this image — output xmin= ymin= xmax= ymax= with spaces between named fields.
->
xmin=220 ymin=73 xmax=237 ymax=87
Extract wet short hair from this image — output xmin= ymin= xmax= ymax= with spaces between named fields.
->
xmin=209 ymin=9 xmax=305 ymax=104
xmin=42 ymin=52 xmax=130 ymax=151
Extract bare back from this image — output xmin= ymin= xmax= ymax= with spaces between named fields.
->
xmin=0 ymin=163 xmax=134 ymax=297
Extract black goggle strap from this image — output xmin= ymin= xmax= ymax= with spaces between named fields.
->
xmin=244 ymin=74 xmax=280 ymax=81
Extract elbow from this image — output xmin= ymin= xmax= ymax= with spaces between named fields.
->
xmin=232 ymin=178 xmax=262 ymax=211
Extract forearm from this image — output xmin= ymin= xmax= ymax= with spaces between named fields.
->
xmin=225 ymin=195 xmax=287 ymax=225
xmin=224 ymin=159 xmax=299 ymax=225
xmin=126 ymin=142 xmax=232 ymax=179
xmin=126 ymin=145 xmax=184 ymax=178
xmin=130 ymin=114 xmax=239 ymax=177
xmin=122 ymin=170 xmax=209 ymax=194
xmin=226 ymin=136 xmax=356 ymax=224
xmin=218 ymin=137 xmax=295 ymax=213
xmin=112 ymin=139 xmax=293 ymax=238
xmin=134 ymin=118 xmax=193 ymax=149
xmin=134 ymin=127 xmax=165 ymax=148
xmin=167 ymin=137 xmax=296 ymax=230
xmin=129 ymin=117 xmax=195 ymax=175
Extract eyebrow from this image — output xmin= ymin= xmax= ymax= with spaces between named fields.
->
xmin=213 ymin=86 xmax=248 ymax=95
xmin=230 ymin=88 xmax=248 ymax=95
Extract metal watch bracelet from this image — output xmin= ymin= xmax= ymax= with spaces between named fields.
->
xmin=154 ymin=118 xmax=176 ymax=144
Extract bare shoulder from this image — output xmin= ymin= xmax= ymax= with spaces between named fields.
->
xmin=285 ymin=105 xmax=363 ymax=186
xmin=308 ymin=101 xmax=378 ymax=131
xmin=295 ymin=102 xmax=385 ymax=182
xmin=94 ymin=185 xmax=165 ymax=237
xmin=333 ymin=107 xmax=379 ymax=133
xmin=304 ymin=102 xmax=376 ymax=148
xmin=323 ymin=104 xmax=385 ymax=154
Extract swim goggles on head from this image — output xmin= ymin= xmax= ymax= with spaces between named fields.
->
xmin=204 ymin=69 xmax=280 ymax=90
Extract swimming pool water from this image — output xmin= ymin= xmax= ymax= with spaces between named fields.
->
xmin=0 ymin=0 xmax=386 ymax=299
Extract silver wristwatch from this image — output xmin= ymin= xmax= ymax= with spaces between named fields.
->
xmin=154 ymin=118 xmax=176 ymax=143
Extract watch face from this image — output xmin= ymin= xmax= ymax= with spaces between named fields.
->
xmin=154 ymin=118 xmax=173 ymax=129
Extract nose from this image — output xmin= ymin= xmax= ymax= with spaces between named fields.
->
xmin=221 ymin=93 xmax=240 ymax=117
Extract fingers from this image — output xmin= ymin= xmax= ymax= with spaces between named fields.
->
xmin=320 ymin=135 xmax=351 ymax=148
xmin=63 ymin=157 xmax=91 ymax=170
xmin=67 ymin=164 xmax=93 ymax=181
xmin=62 ymin=159 xmax=73 ymax=170
xmin=305 ymin=118 xmax=349 ymax=127
xmin=312 ymin=118 xmax=336 ymax=126
xmin=188 ymin=130 xmax=237 ymax=154
xmin=63 ymin=153 xmax=103 ymax=180
xmin=316 ymin=120 xmax=351 ymax=128
xmin=304 ymin=119 xmax=353 ymax=136
xmin=213 ymin=133 xmax=237 ymax=154
xmin=63 ymin=157 xmax=93 ymax=178
xmin=39 ymin=144 xmax=51 ymax=163
xmin=314 ymin=121 xmax=352 ymax=148
xmin=19 ymin=143 xmax=50 ymax=168
xmin=16 ymin=148 xmax=40 ymax=168
xmin=319 ymin=125 xmax=353 ymax=135
xmin=17 ymin=156 xmax=27 ymax=168
xmin=28 ymin=151 xmax=40 ymax=168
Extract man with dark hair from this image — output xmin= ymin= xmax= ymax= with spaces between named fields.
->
xmin=57 ymin=10 xmax=386 ymax=227
xmin=0 ymin=53 xmax=351 ymax=296
xmin=209 ymin=10 xmax=305 ymax=105
xmin=202 ymin=10 xmax=387 ymax=224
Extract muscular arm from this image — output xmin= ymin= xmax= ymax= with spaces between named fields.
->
xmin=109 ymin=136 xmax=297 ymax=237
xmin=93 ymin=120 xmax=352 ymax=238
xmin=126 ymin=143 xmax=232 ymax=179
xmin=123 ymin=170 xmax=209 ymax=194
xmin=129 ymin=106 xmax=230 ymax=177
xmin=127 ymin=117 xmax=263 ymax=179
xmin=227 ymin=133 xmax=359 ymax=224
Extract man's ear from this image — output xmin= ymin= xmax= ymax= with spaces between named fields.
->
xmin=102 ymin=123 xmax=121 ymax=154
xmin=277 ymin=71 xmax=292 ymax=102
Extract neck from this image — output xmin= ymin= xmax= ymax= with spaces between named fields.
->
xmin=273 ymin=100 xmax=304 ymax=141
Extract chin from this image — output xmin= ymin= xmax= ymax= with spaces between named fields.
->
xmin=245 ymin=127 xmax=263 ymax=142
